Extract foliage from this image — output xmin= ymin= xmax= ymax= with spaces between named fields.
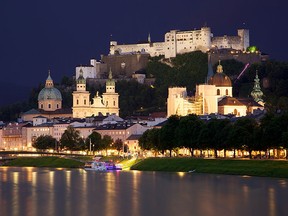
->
xmin=85 ymin=131 xmax=102 ymax=152
xmin=60 ymin=126 xmax=85 ymax=151
xmin=32 ymin=135 xmax=57 ymax=151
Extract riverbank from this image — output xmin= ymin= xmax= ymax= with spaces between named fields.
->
xmin=3 ymin=156 xmax=288 ymax=178
xmin=130 ymin=157 xmax=288 ymax=178
xmin=3 ymin=156 xmax=84 ymax=168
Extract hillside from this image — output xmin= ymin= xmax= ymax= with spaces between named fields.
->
xmin=1 ymin=52 xmax=288 ymax=121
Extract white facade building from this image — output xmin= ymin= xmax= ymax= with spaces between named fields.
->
xmin=75 ymin=59 xmax=104 ymax=79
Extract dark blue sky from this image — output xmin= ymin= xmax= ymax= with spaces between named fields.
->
xmin=0 ymin=0 xmax=287 ymax=105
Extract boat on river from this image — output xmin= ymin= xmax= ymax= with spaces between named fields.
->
xmin=84 ymin=160 xmax=122 ymax=171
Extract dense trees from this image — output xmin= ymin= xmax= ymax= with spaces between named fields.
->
xmin=33 ymin=135 xmax=57 ymax=151
xmin=139 ymin=113 xmax=288 ymax=159
xmin=60 ymin=126 xmax=85 ymax=151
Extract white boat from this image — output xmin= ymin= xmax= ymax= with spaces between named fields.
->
xmin=84 ymin=161 xmax=107 ymax=171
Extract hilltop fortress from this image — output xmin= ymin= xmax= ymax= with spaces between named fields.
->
xmin=109 ymin=27 xmax=249 ymax=58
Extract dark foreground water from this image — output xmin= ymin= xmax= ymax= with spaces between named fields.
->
xmin=0 ymin=167 xmax=287 ymax=216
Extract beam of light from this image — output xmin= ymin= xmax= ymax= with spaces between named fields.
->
xmin=235 ymin=63 xmax=250 ymax=82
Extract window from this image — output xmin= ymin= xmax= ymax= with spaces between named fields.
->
xmin=226 ymin=89 xmax=228 ymax=95
xmin=77 ymin=99 xmax=79 ymax=105
xmin=48 ymin=104 xmax=51 ymax=109
xmin=217 ymin=89 xmax=220 ymax=95
xmin=84 ymin=99 xmax=86 ymax=105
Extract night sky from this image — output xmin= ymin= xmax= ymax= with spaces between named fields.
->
xmin=0 ymin=0 xmax=287 ymax=106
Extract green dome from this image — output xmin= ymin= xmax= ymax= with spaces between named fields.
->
xmin=38 ymin=87 xmax=62 ymax=100
xmin=38 ymin=71 xmax=62 ymax=101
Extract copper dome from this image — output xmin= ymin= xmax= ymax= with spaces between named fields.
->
xmin=208 ymin=63 xmax=232 ymax=87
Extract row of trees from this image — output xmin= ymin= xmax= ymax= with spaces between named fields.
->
xmin=32 ymin=126 xmax=127 ymax=155
xmin=139 ymin=114 xmax=288 ymax=159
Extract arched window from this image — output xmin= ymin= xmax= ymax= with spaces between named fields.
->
xmin=77 ymin=99 xmax=79 ymax=105
xmin=84 ymin=99 xmax=86 ymax=105
xmin=226 ymin=89 xmax=229 ymax=95
xmin=113 ymin=101 xmax=116 ymax=106
xmin=57 ymin=104 xmax=59 ymax=109
xmin=217 ymin=89 xmax=220 ymax=95
xmin=48 ymin=104 xmax=51 ymax=109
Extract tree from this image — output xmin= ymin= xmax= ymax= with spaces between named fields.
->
xmin=112 ymin=138 xmax=123 ymax=155
xmin=233 ymin=117 xmax=258 ymax=159
xmin=85 ymin=131 xmax=102 ymax=154
xmin=102 ymin=135 xmax=113 ymax=155
xmin=177 ymin=114 xmax=204 ymax=156
xmin=60 ymin=126 xmax=85 ymax=151
xmin=33 ymin=135 xmax=57 ymax=151
xmin=139 ymin=128 xmax=161 ymax=156
xmin=159 ymin=115 xmax=180 ymax=157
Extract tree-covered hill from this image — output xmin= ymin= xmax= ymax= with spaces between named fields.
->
xmin=1 ymin=51 xmax=288 ymax=121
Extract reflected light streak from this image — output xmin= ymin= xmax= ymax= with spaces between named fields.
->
xmin=0 ymin=168 xmax=8 ymax=182
xmin=25 ymin=167 xmax=33 ymax=182
xmin=12 ymin=172 xmax=19 ymax=216
xmin=65 ymin=170 xmax=71 ymax=216
xmin=132 ymin=171 xmax=140 ymax=216
xmin=177 ymin=172 xmax=186 ymax=178
xmin=105 ymin=172 xmax=116 ymax=216
xmin=268 ymin=187 xmax=276 ymax=216
xmin=48 ymin=171 xmax=55 ymax=216
xmin=278 ymin=179 xmax=287 ymax=188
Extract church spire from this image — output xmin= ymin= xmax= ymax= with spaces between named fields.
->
xmin=45 ymin=70 xmax=54 ymax=88
xmin=251 ymin=70 xmax=264 ymax=103
xmin=148 ymin=33 xmax=151 ymax=43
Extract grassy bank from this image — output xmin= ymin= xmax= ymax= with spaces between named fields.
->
xmin=130 ymin=157 xmax=288 ymax=178
xmin=4 ymin=156 xmax=84 ymax=168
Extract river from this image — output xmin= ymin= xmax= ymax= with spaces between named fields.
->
xmin=0 ymin=167 xmax=287 ymax=216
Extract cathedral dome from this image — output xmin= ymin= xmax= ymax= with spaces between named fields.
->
xmin=38 ymin=72 xmax=62 ymax=101
xmin=38 ymin=87 xmax=62 ymax=101
xmin=208 ymin=63 xmax=232 ymax=87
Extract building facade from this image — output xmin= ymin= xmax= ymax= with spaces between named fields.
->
xmin=72 ymin=69 xmax=119 ymax=118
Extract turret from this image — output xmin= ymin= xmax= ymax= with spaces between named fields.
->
xmin=76 ymin=69 xmax=86 ymax=91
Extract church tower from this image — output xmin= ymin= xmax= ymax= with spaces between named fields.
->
xmin=72 ymin=69 xmax=90 ymax=118
xmin=102 ymin=68 xmax=119 ymax=115
xmin=251 ymin=71 xmax=264 ymax=105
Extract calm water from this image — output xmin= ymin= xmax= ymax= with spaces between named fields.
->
xmin=0 ymin=167 xmax=287 ymax=216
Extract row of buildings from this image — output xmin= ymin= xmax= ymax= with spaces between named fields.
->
xmin=0 ymin=70 xmax=166 ymax=154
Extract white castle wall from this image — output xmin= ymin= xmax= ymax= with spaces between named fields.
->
xmin=110 ymin=27 xmax=249 ymax=58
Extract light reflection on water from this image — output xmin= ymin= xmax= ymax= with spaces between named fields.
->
xmin=0 ymin=167 xmax=287 ymax=216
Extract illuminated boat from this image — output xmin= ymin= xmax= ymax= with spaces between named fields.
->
xmin=84 ymin=161 xmax=122 ymax=171
xmin=84 ymin=161 xmax=107 ymax=171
